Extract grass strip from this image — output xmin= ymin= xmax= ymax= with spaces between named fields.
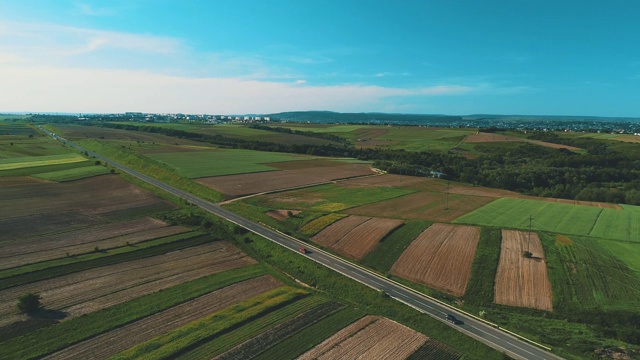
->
xmin=464 ymin=227 xmax=501 ymax=306
xmin=0 ymin=231 xmax=203 ymax=280
xmin=361 ymin=221 xmax=431 ymax=273
xmin=110 ymin=286 xmax=308 ymax=360
xmin=253 ymin=306 xmax=367 ymax=360
xmin=32 ymin=165 xmax=111 ymax=181
xmin=0 ymin=232 xmax=209 ymax=290
xmin=0 ymin=265 xmax=265 ymax=360
xmin=175 ymin=296 xmax=333 ymax=360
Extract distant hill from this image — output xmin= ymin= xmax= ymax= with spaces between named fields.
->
xmin=267 ymin=111 xmax=463 ymax=125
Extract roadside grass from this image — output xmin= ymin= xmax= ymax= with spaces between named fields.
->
xmin=110 ymin=286 xmax=308 ymax=360
xmin=146 ymin=148 xmax=310 ymax=178
xmin=0 ymin=153 xmax=86 ymax=170
xmin=252 ymin=306 xmax=367 ymax=360
xmin=0 ymin=231 xmax=204 ymax=281
xmin=0 ymin=265 xmax=266 ymax=359
xmin=0 ymin=232 xmax=210 ymax=290
xmin=32 ymin=164 xmax=110 ymax=181
xmin=454 ymin=197 xmax=640 ymax=242
xmin=78 ymin=139 xmax=224 ymax=203
xmin=361 ymin=221 xmax=431 ymax=274
xmin=174 ymin=296 xmax=335 ymax=359
xmin=464 ymin=227 xmax=501 ymax=306
xmin=257 ymin=183 xmax=416 ymax=212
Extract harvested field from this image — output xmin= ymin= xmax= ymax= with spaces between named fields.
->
xmin=339 ymin=174 xmax=427 ymax=189
xmin=196 ymin=163 xmax=376 ymax=198
xmin=0 ymin=242 xmax=255 ymax=327
xmin=346 ymin=192 xmax=494 ymax=222
xmin=0 ymin=218 xmax=189 ymax=270
xmin=0 ymin=175 xmax=172 ymax=241
xmin=44 ymin=275 xmax=282 ymax=360
xmin=464 ymin=132 xmax=582 ymax=151
xmin=391 ymin=223 xmax=480 ymax=296
xmin=334 ymin=218 xmax=403 ymax=260
xmin=494 ymin=230 xmax=553 ymax=311
xmin=297 ymin=315 xmax=428 ymax=360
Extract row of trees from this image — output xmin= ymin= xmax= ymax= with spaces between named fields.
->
xmin=86 ymin=121 xmax=640 ymax=205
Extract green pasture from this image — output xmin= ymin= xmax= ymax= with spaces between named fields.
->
xmin=454 ymin=197 xmax=640 ymax=242
xmin=544 ymin=234 xmax=640 ymax=312
xmin=147 ymin=148 xmax=310 ymax=178
xmin=32 ymin=164 xmax=110 ymax=182
xmin=255 ymin=183 xmax=416 ymax=212
xmin=0 ymin=153 xmax=86 ymax=170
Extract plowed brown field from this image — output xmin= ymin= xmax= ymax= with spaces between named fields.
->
xmin=0 ymin=218 xmax=189 ymax=270
xmin=0 ymin=175 xmax=173 ymax=241
xmin=43 ymin=275 xmax=282 ymax=360
xmin=298 ymin=316 xmax=428 ymax=360
xmin=0 ymin=242 xmax=255 ymax=327
xmin=391 ymin=223 xmax=480 ymax=296
xmin=312 ymin=216 xmax=402 ymax=260
xmin=196 ymin=163 xmax=375 ymax=198
xmin=494 ymin=230 xmax=553 ymax=311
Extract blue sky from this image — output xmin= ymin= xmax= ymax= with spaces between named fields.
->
xmin=0 ymin=1 xmax=638 ymax=116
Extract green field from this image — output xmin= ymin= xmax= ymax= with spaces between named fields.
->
xmin=0 ymin=122 xmax=38 ymax=136
xmin=147 ymin=148 xmax=311 ymax=178
xmin=545 ymin=234 xmax=640 ymax=312
xmin=0 ymin=138 xmax=71 ymax=159
xmin=255 ymin=183 xmax=416 ymax=212
xmin=32 ymin=164 xmax=110 ymax=181
xmin=0 ymin=153 xmax=87 ymax=170
xmin=454 ymin=197 xmax=640 ymax=242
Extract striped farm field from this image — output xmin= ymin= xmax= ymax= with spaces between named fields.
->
xmin=298 ymin=315 xmax=428 ymax=360
xmin=300 ymin=213 xmax=348 ymax=236
xmin=0 ymin=242 xmax=256 ymax=328
xmin=391 ymin=223 xmax=480 ymax=297
xmin=494 ymin=230 xmax=553 ymax=311
xmin=312 ymin=216 xmax=403 ymax=260
xmin=44 ymin=275 xmax=283 ymax=360
xmin=454 ymin=197 xmax=640 ymax=242
xmin=0 ymin=153 xmax=86 ymax=170
xmin=32 ymin=165 xmax=111 ymax=182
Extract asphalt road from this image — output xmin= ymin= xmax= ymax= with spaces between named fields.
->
xmin=40 ymin=127 xmax=563 ymax=360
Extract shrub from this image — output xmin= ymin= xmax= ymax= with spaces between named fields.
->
xmin=17 ymin=293 xmax=42 ymax=314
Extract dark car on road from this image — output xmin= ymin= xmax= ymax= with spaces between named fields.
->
xmin=446 ymin=314 xmax=463 ymax=325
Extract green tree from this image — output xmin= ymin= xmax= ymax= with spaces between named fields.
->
xmin=17 ymin=293 xmax=41 ymax=314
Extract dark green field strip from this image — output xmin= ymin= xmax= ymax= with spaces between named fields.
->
xmin=0 ymin=160 xmax=93 ymax=177
xmin=0 ymin=232 xmax=208 ymax=289
xmin=213 ymin=301 xmax=344 ymax=360
xmin=464 ymin=227 xmax=501 ymax=306
xmin=361 ymin=221 xmax=432 ymax=273
xmin=0 ymin=265 xmax=265 ymax=359
xmin=32 ymin=165 xmax=111 ymax=182
xmin=252 ymin=307 xmax=367 ymax=360
xmin=175 ymin=297 xmax=335 ymax=360
xmin=407 ymin=339 xmax=463 ymax=360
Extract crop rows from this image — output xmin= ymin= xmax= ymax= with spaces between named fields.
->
xmin=44 ymin=275 xmax=283 ymax=360
xmin=407 ymin=339 xmax=463 ymax=360
xmin=214 ymin=301 xmax=343 ymax=360
xmin=110 ymin=287 xmax=308 ymax=360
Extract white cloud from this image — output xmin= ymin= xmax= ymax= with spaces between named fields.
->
xmin=74 ymin=2 xmax=117 ymax=16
